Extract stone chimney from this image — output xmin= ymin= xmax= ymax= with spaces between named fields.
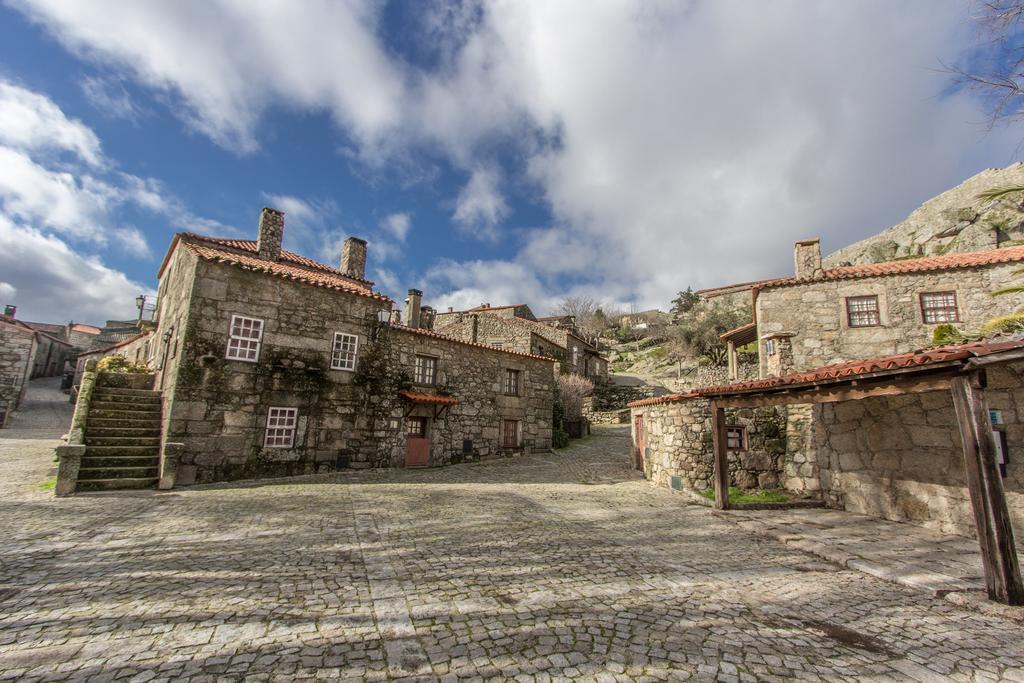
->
xmin=2 ymin=304 xmax=15 ymax=320
xmin=794 ymin=239 xmax=822 ymax=280
xmin=405 ymin=289 xmax=423 ymax=329
xmin=257 ymin=207 xmax=285 ymax=261
xmin=420 ymin=306 xmax=436 ymax=330
xmin=389 ymin=309 xmax=402 ymax=325
xmin=340 ymin=237 xmax=367 ymax=280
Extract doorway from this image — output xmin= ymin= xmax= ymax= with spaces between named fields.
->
xmin=405 ymin=416 xmax=431 ymax=467
xmin=634 ymin=414 xmax=645 ymax=471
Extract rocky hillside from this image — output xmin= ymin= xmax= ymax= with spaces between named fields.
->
xmin=824 ymin=163 xmax=1024 ymax=267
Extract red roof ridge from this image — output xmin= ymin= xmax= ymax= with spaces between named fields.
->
xmin=627 ymin=338 xmax=1024 ymax=407
xmin=390 ymin=324 xmax=558 ymax=362
xmin=181 ymin=240 xmax=393 ymax=305
xmin=179 ymin=232 xmax=376 ymax=285
xmin=0 ymin=319 xmax=36 ymax=335
xmin=758 ymin=244 xmax=1024 ymax=292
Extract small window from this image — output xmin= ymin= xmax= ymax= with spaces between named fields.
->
xmin=846 ymin=295 xmax=880 ymax=328
xmin=725 ymin=426 xmax=747 ymax=451
xmin=331 ymin=332 xmax=359 ymax=371
xmin=406 ymin=417 xmax=427 ymax=438
xmin=764 ymin=339 xmax=776 ymax=356
xmin=414 ymin=355 xmax=437 ymax=385
xmin=226 ymin=315 xmax=264 ymax=361
xmin=502 ymin=419 xmax=521 ymax=447
xmin=264 ymin=407 xmax=297 ymax=448
xmin=504 ymin=369 xmax=520 ymax=396
xmin=921 ymin=291 xmax=959 ymax=324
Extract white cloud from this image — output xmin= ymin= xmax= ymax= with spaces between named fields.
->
xmin=0 ymin=282 xmax=16 ymax=301
xmin=0 ymin=80 xmax=103 ymax=165
xmin=112 ymin=226 xmax=152 ymax=258
xmin=80 ymin=75 xmax=144 ymax=122
xmin=380 ymin=212 xmax=411 ymax=241
xmin=452 ymin=166 xmax=508 ymax=240
xmin=11 ymin=1 xmax=1020 ymax=310
xmin=12 ymin=0 xmax=405 ymax=154
xmin=0 ymin=216 xmax=151 ymax=322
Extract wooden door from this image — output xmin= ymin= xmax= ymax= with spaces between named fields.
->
xmin=405 ymin=417 xmax=431 ymax=467
xmin=634 ymin=415 xmax=645 ymax=471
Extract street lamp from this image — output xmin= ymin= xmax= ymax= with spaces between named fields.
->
xmin=135 ymin=294 xmax=146 ymax=323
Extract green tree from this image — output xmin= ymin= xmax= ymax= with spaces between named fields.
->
xmin=670 ymin=287 xmax=700 ymax=316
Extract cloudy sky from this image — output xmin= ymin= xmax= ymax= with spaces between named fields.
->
xmin=0 ymin=0 xmax=1019 ymax=323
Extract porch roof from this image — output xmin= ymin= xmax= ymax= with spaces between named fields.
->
xmin=399 ymin=390 xmax=459 ymax=406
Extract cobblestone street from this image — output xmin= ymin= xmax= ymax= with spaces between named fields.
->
xmin=2 ymin=395 xmax=1024 ymax=681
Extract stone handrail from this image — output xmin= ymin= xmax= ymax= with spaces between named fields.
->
xmin=55 ymin=359 xmax=98 ymax=496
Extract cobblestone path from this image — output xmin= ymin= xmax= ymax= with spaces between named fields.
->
xmin=2 ymin=422 xmax=1023 ymax=681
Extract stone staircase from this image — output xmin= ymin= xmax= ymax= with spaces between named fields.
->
xmin=78 ymin=386 xmax=162 ymax=491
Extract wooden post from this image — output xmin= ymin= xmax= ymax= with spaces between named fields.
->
xmin=727 ymin=340 xmax=737 ymax=380
xmin=711 ymin=401 xmax=729 ymax=510
xmin=950 ymin=372 xmax=1024 ymax=605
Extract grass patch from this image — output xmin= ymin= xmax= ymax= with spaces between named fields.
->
xmin=38 ymin=476 xmax=57 ymax=491
xmin=700 ymin=486 xmax=789 ymax=504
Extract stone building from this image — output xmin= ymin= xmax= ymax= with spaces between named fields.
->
xmin=433 ymin=304 xmax=608 ymax=381
xmin=630 ymin=343 xmax=1024 ymax=530
xmin=60 ymin=208 xmax=556 ymax=490
xmin=748 ymin=240 xmax=1024 ymax=377
xmin=0 ymin=318 xmax=37 ymax=426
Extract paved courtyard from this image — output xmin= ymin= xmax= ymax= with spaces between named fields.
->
xmin=2 ymin=380 xmax=1024 ymax=681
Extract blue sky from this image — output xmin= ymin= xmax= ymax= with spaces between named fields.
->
xmin=0 ymin=1 xmax=1019 ymax=324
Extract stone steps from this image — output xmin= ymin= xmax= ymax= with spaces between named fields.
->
xmin=76 ymin=477 xmax=160 ymax=492
xmin=84 ymin=435 xmax=161 ymax=447
xmin=80 ymin=454 xmax=162 ymax=469
xmin=90 ymin=391 xmax=161 ymax=405
xmin=75 ymin=384 xmax=164 ymax=493
xmin=85 ymin=426 xmax=162 ymax=438
xmin=88 ymin=416 xmax=162 ymax=429
xmin=77 ymin=465 xmax=160 ymax=480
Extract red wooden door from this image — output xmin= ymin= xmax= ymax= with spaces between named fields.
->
xmin=634 ymin=415 xmax=645 ymax=471
xmin=405 ymin=417 xmax=431 ymax=467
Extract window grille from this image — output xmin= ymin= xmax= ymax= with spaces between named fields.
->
xmin=504 ymin=369 xmax=520 ymax=395
xmin=920 ymin=291 xmax=959 ymax=324
xmin=331 ymin=332 xmax=359 ymax=371
xmin=226 ymin=315 xmax=263 ymax=361
xmin=264 ymin=407 xmax=297 ymax=448
xmin=414 ymin=355 xmax=437 ymax=385
xmin=846 ymin=296 xmax=880 ymax=328
xmin=725 ymin=426 xmax=747 ymax=451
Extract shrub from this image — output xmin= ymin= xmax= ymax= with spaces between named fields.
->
xmin=932 ymin=324 xmax=966 ymax=346
xmin=96 ymin=355 xmax=149 ymax=374
xmin=556 ymin=374 xmax=594 ymax=421
xmin=981 ymin=312 xmax=1024 ymax=337
xmin=552 ymin=429 xmax=570 ymax=449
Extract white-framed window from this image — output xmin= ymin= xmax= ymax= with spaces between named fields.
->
xmin=846 ymin=295 xmax=880 ymax=328
xmin=264 ymin=407 xmax=297 ymax=448
xmin=331 ymin=332 xmax=359 ymax=371
xmin=920 ymin=291 xmax=959 ymax=324
xmin=725 ymin=426 xmax=747 ymax=451
xmin=414 ymin=355 xmax=437 ymax=385
xmin=226 ymin=315 xmax=264 ymax=362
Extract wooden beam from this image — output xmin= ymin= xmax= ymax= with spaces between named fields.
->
xmin=950 ymin=372 xmax=1024 ymax=605
xmin=715 ymin=374 xmax=954 ymax=409
xmin=727 ymin=340 xmax=737 ymax=381
xmin=710 ymin=401 xmax=729 ymax=510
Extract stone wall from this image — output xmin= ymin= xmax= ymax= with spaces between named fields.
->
xmin=156 ymin=256 xmax=555 ymax=485
xmin=0 ymin=323 xmax=36 ymax=422
xmin=631 ymin=398 xmax=788 ymax=492
xmin=679 ymin=360 xmax=758 ymax=389
xmin=756 ymin=263 xmax=1024 ymax=374
xmin=814 ymin=363 xmax=1024 ymax=538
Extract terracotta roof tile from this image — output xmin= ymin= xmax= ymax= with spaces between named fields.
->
xmin=758 ymin=245 xmax=1024 ymax=291
xmin=390 ymin=324 xmax=558 ymax=362
xmin=399 ymin=390 xmax=459 ymax=405
xmin=628 ymin=339 xmax=1024 ymax=407
xmin=183 ymin=234 xmax=374 ymax=284
xmin=182 ymin=238 xmax=393 ymax=304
